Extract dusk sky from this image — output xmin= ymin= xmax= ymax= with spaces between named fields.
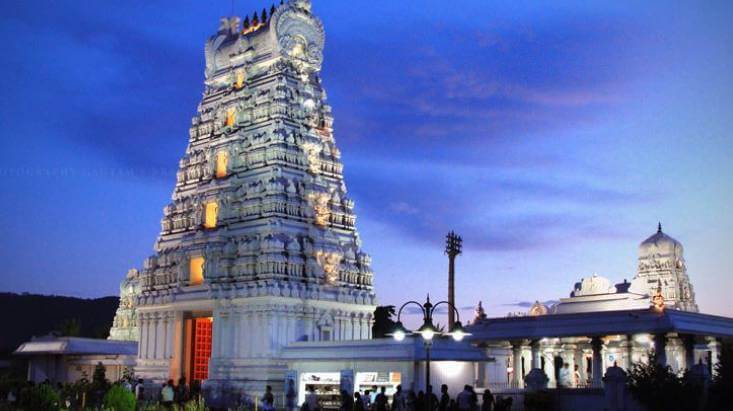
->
xmin=1 ymin=1 xmax=732 ymax=326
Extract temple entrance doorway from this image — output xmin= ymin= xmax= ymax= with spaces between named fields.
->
xmin=183 ymin=315 xmax=213 ymax=385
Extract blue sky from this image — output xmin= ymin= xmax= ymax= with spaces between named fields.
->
xmin=1 ymin=1 xmax=731 ymax=325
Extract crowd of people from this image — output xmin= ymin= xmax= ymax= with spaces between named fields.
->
xmin=302 ymin=384 xmax=514 ymax=411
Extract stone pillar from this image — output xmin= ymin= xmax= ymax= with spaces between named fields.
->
xmin=211 ymin=309 xmax=222 ymax=359
xmin=304 ymin=309 xmax=315 ymax=341
xmin=334 ymin=311 xmax=341 ymax=341
xmin=155 ymin=313 xmax=165 ymax=359
xmin=149 ymin=314 xmax=158 ymax=359
xmin=654 ymin=333 xmax=667 ymax=366
xmin=511 ymin=341 xmax=524 ymax=387
xmin=574 ymin=347 xmax=586 ymax=385
xmin=707 ymin=337 xmax=721 ymax=376
xmin=624 ymin=335 xmax=634 ymax=371
xmin=288 ymin=309 xmax=297 ymax=343
xmin=346 ymin=316 xmax=353 ymax=340
xmin=138 ymin=314 xmax=147 ymax=359
xmin=169 ymin=311 xmax=184 ymax=379
xmin=165 ymin=312 xmax=174 ymax=359
xmin=531 ymin=340 xmax=542 ymax=369
xmin=260 ymin=311 xmax=269 ymax=355
xmin=232 ymin=307 xmax=241 ymax=358
xmin=591 ymin=337 xmax=603 ymax=387
xmin=543 ymin=348 xmax=556 ymax=388
xmin=243 ymin=307 xmax=253 ymax=358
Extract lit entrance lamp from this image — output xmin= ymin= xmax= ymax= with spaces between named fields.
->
xmin=388 ymin=295 xmax=470 ymax=411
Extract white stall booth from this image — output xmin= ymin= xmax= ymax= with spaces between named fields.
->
xmin=282 ymin=337 xmax=493 ymax=409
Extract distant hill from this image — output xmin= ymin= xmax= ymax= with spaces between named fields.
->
xmin=0 ymin=292 xmax=119 ymax=358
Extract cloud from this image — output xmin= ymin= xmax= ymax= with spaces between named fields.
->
xmin=347 ymin=159 xmax=646 ymax=253
xmin=503 ymin=300 xmax=560 ymax=308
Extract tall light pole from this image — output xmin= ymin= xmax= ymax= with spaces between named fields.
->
xmin=445 ymin=232 xmax=462 ymax=330
xmin=389 ymin=295 xmax=470 ymax=411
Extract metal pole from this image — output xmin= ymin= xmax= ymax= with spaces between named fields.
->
xmin=425 ymin=340 xmax=432 ymax=411
xmin=445 ymin=232 xmax=462 ymax=330
xmin=448 ymin=254 xmax=455 ymax=329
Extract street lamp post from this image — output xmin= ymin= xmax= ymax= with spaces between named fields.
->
xmin=389 ymin=295 xmax=470 ymax=411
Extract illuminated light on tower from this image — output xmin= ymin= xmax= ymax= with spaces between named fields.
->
xmin=445 ymin=231 xmax=462 ymax=330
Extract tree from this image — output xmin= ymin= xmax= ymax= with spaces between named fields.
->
xmin=103 ymin=384 xmax=136 ymax=411
xmin=56 ymin=318 xmax=81 ymax=337
xmin=20 ymin=383 xmax=60 ymax=411
xmin=709 ymin=343 xmax=733 ymax=410
xmin=372 ymin=305 xmax=396 ymax=338
xmin=90 ymin=362 xmax=110 ymax=409
xmin=628 ymin=351 xmax=701 ymax=411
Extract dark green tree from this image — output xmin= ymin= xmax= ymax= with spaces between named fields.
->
xmin=92 ymin=362 xmax=107 ymax=387
xmin=371 ymin=305 xmax=396 ymax=338
xmin=628 ymin=351 xmax=702 ymax=411
xmin=19 ymin=384 xmax=60 ymax=411
xmin=708 ymin=343 xmax=733 ymax=410
xmin=103 ymin=384 xmax=136 ymax=411
xmin=56 ymin=318 xmax=81 ymax=337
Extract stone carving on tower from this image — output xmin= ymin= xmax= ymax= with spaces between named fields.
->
xmin=109 ymin=269 xmax=142 ymax=341
xmin=634 ymin=224 xmax=698 ymax=312
xmin=130 ymin=1 xmax=376 ymax=404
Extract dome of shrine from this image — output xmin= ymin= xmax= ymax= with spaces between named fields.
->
xmin=571 ymin=274 xmax=616 ymax=297
xmin=528 ymin=301 xmax=549 ymax=316
xmin=639 ymin=223 xmax=683 ymax=257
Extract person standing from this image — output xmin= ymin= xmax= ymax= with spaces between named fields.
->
xmin=375 ymin=386 xmax=389 ymax=411
xmin=480 ymin=390 xmax=494 ymax=411
xmin=264 ymin=385 xmax=275 ymax=411
xmin=370 ymin=386 xmax=378 ymax=409
xmin=439 ymin=385 xmax=450 ymax=411
xmin=392 ymin=385 xmax=406 ymax=411
xmin=305 ymin=386 xmax=319 ymax=411
xmin=363 ymin=390 xmax=372 ymax=411
xmin=286 ymin=379 xmax=297 ymax=411
xmin=573 ymin=364 xmax=581 ymax=387
xmin=354 ymin=393 xmax=365 ymax=411
xmin=341 ymin=390 xmax=354 ymax=411
xmin=456 ymin=386 xmax=472 ymax=411
xmin=160 ymin=380 xmax=175 ymax=410
xmin=425 ymin=386 xmax=438 ymax=411
xmin=176 ymin=377 xmax=189 ymax=406
xmin=134 ymin=379 xmax=144 ymax=401
xmin=468 ymin=386 xmax=477 ymax=411
xmin=406 ymin=390 xmax=417 ymax=411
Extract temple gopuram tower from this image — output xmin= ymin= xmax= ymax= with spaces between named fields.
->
xmin=128 ymin=0 xmax=376 ymax=401
xmin=635 ymin=224 xmax=698 ymax=312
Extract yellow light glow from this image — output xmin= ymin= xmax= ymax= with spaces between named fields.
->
xmin=235 ymin=71 xmax=245 ymax=89
xmin=215 ymin=152 xmax=228 ymax=178
xmin=225 ymin=108 xmax=236 ymax=127
xmin=204 ymin=202 xmax=218 ymax=229
xmin=189 ymin=256 xmax=204 ymax=286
